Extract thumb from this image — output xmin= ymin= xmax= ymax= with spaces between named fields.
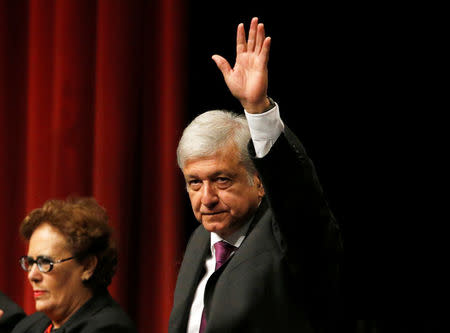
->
xmin=212 ymin=55 xmax=232 ymax=78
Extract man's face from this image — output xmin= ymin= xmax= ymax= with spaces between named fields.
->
xmin=183 ymin=143 xmax=264 ymax=238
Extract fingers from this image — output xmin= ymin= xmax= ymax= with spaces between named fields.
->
xmin=247 ymin=17 xmax=258 ymax=52
xmin=261 ymin=37 xmax=271 ymax=66
xmin=254 ymin=23 xmax=265 ymax=54
xmin=212 ymin=55 xmax=232 ymax=77
xmin=236 ymin=23 xmax=246 ymax=55
xmin=239 ymin=17 xmax=267 ymax=55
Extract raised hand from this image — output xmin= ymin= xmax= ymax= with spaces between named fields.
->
xmin=212 ymin=17 xmax=272 ymax=114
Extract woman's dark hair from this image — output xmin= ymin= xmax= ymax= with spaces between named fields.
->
xmin=20 ymin=197 xmax=118 ymax=291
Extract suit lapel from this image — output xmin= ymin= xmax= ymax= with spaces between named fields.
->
xmin=226 ymin=199 xmax=274 ymax=273
xmin=180 ymin=228 xmax=210 ymax=299
xmin=170 ymin=226 xmax=210 ymax=330
xmin=172 ymin=201 xmax=275 ymax=331
xmin=203 ymin=201 xmax=276 ymax=326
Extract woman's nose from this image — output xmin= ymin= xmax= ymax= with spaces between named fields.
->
xmin=28 ymin=263 xmax=42 ymax=282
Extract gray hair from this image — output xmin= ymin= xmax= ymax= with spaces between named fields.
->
xmin=177 ymin=110 xmax=257 ymax=182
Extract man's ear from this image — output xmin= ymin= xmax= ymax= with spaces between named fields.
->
xmin=254 ymin=174 xmax=265 ymax=198
xmin=81 ymin=255 xmax=98 ymax=282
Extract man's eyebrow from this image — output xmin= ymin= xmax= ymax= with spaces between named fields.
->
xmin=185 ymin=171 xmax=235 ymax=179
xmin=210 ymin=171 xmax=237 ymax=178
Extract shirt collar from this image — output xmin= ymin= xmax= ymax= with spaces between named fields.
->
xmin=210 ymin=218 xmax=252 ymax=254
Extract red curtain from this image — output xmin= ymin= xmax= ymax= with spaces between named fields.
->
xmin=0 ymin=0 xmax=186 ymax=332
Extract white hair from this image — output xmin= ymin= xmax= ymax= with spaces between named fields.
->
xmin=177 ymin=110 xmax=257 ymax=182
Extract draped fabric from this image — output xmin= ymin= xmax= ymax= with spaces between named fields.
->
xmin=0 ymin=1 xmax=186 ymax=332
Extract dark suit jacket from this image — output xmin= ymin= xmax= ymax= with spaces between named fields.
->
xmin=0 ymin=292 xmax=26 ymax=333
xmin=169 ymin=126 xmax=343 ymax=333
xmin=11 ymin=290 xmax=137 ymax=333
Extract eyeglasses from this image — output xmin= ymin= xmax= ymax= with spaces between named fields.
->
xmin=19 ymin=255 xmax=76 ymax=273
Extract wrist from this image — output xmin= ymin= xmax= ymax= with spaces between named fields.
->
xmin=244 ymin=96 xmax=275 ymax=114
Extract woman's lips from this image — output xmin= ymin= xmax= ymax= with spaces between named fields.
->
xmin=33 ymin=290 xmax=46 ymax=298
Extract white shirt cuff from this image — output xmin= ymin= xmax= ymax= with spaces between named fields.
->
xmin=244 ymin=102 xmax=285 ymax=158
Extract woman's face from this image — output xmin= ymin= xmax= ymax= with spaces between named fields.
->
xmin=26 ymin=223 xmax=93 ymax=327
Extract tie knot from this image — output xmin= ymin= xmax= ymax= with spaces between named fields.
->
xmin=213 ymin=241 xmax=236 ymax=270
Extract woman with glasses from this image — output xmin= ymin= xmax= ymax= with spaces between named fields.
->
xmin=12 ymin=197 xmax=137 ymax=333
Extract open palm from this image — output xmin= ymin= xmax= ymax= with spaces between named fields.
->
xmin=212 ymin=17 xmax=271 ymax=113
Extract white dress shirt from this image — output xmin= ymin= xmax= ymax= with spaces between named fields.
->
xmin=186 ymin=102 xmax=285 ymax=333
xmin=245 ymin=101 xmax=284 ymax=158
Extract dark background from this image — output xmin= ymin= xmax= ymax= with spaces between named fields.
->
xmin=183 ymin=0 xmax=366 ymax=311
xmin=183 ymin=1 xmax=444 ymax=323
xmin=0 ymin=0 xmax=442 ymax=329
xmin=183 ymin=3 xmax=355 ymax=233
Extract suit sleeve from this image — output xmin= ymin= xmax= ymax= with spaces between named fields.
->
xmin=249 ymin=125 xmax=343 ymax=314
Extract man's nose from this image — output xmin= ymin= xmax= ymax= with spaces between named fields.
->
xmin=201 ymin=182 xmax=219 ymax=207
xmin=28 ymin=263 xmax=42 ymax=282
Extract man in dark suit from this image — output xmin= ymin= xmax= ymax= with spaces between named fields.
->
xmin=169 ymin=17 xmax=343 ymax=332
xmin=0 ymin=292 xmax=26 ymax=333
